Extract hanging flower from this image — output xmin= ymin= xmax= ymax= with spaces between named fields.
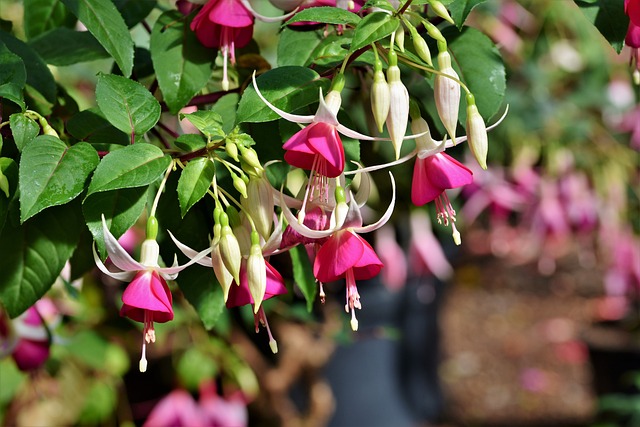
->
xmin=191 ymin=0 xmax=295 ymax=90
xmin=94 ymin=215 xmax=209 ymax=372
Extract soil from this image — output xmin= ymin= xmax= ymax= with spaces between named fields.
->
xmin=438 ymin=250 xmax=604 ymax=426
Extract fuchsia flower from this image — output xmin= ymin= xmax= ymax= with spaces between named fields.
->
xmin=627 ymin=0 xmax=640 ymax=26
xmin=94 ymin=216 xmax=208 ymax=372
xmin=191 ymin=0 xmax=294 ymax=90
xmin=281 ymin=173 xmax=396 ymax=330
xmin=0 ymin=299 xmax=59 ymax=371
xmin=625 ymin=0 xmax=640 ymax=82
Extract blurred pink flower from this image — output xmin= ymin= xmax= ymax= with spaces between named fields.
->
xmin=374 ymin=225 xmax=407 ymax=291
xmin=143 ymin=390 xmax=206 ymax=427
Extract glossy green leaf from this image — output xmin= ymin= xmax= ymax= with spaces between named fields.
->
xmin=350 ymin=12 xmax=399 ymax=52
xmin=0 ymin=32 xmax=56 ymax=104
xmin=83 ymin=186 xmax=147 ymax=260
xmin=19 ymin=136 xmax=99 ymax=222
xmin=61 ymin=0 xmax=134 ymax=77
xmin=177 ymin=348 xmax=218 ymax=391
xmin=277 ymin=28 xmax=323 ymax=67
xmin=210 ymin=93 xmax=239 ymax=134
xmin=575 ymin=0 xmax=627 ymax=53
xmin=151 ymin=11 xmax=215 ymax=115
xmin=290 ymin=245 xmax=316 ymax=312
xmin=447 ymin=26 xmax=506 ymax=121
xmin=236 ymin=66 xmax=330 ymax=123
xmin=310 ymin=33 xmax=375 ymax=68
xmin=112 ymin=0 xmax=156 ymax=28
xmin=0 ymin=201 xmax=82 ymax=318
xmin=87 ymin=144 xmax=170 ymax=196
xmin=178 ymin=265 xmax=225 ymax=330
xmin=9 ymin=113 xmax=39 ymax=152
xmin=95 ymin=74 xmax=161 ymax=136
xmin=23 ymin=0 xmax=76 ymax=39
xmin=66 ymin=107 xmax=129 ymax=147
xmin=284 ymin=6 xmax=361 ymax=26
xmin=180 ymin=110 xmax=225 ymax=139
xmin=177 ymin=157 xmax=215 ymax=217
xmin=174 ymin=134 xmax=207 ymax=152
xmin=449 ymin=0 xmax=487 ymax=29
xmin=29 ymin=28 xmax=109 ymax=65
xmin=0 ymin=158 xmax=18 ymax=233
xmin=78 ymin=382 xmax=117 ymax=424
xmin=0 ymin=43 xmax=25 ymax=108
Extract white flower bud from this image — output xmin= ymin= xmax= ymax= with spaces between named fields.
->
xmin=370 ymin=65 xmax=390 ymax=133
xmin=242 ymin=174 xmax=274 ymax=240
xmin=434 ymin=51 xmax=460 ymax=142
xmin=466 ymin=94 xmax=489 ymax=170
xmin=219 ymin=214 xmax=242 ymax=284
xmin=247 ymin=234 xmax=267 ymax=313
xmin=428 ymin=0 xmax=455 ymax=25
xmin=386 ymin=60 xmax=409 ymax=160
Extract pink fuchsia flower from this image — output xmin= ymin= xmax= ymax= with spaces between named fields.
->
xmin=314 ymin=229 xmax=383 ymax=331
xmin=625 ymin=0 xmax=640 ymax=83
xmin=94 ymin=215 xmax=209 ymax=372
xmin=143 ymin=389 xmax=207 ymax=427
xmin=199 ymin=380 xmax=248 ymax=427
xmin=408 ymin=210 xmax=453 ymax=281
xmin=626 ymin=0 xmax=640 ymax=26
xmin=619 ymin=105 xmax=640 ymax=150
xmin=0 ymin=299 xmax=59 ymax=371
xmin=281 ymin=173 xmax=396 ymax=330
xmin=374 ymin=224 xmax=407 ymax=291
xmin=191 ymin=0 xmax=294 ymax=90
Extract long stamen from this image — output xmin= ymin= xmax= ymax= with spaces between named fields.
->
xmin=256 ymin=306 xmax=278 ymax=354
xmin=345 ymin=269 xmax=360 ymax=331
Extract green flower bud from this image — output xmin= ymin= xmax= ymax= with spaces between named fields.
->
xmin=370 ymin=60 xmax=391 ymax=133
xmin=465 ymin=94 xmax=489 ymax=170
xmin=428 ymin=0 xmax=454 ymax=25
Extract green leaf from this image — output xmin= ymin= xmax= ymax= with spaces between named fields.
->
xmin=289 ymin=245 xmax=316 ymax=312
xmin=174 ymin=134 xmax=207 ymax=152
xmin=0 ymin=158 xmax=18 ymax=233
xmin=95 ymin=74 xmax=161 ymax=136
xmin=151 ymin=11 xmax=215 ymax=115
xmin=177 ymin=158 xmax=215 ymax=218
xmin=449 ymin=0 xmax=487 ymax=29
xmin=0 ymin=32 xmax=56 ymax=104
xmin=83 ymin=187 xmax=147 ymax=258
xmin=0 ymin=201 xmax=82 ymax=318
xmin=78 ymin=382 xmax=117 ymax=424
xmin=210 ymin=93 xmax=239 ymax=134
xmin=310 ymin=33 xmax=376 ymax=68
xmin=61 ymin=0 xmax=134 ymax=77
xmin=87 ymin=143 xmax=170 ymax=196
xmin=29 ymin=28 xmax=109 ymax=65
xmin=575 ymin=0 xmax=627 ymax=53
xmin=447 ymin=26 xmax=506 ymax=121
xmin=9 ymin=113 xmax=39 ymax=151
xmin=350 ymin=12 xmax=399 ymax=52
xmin=0 ymin=42 xmax=26 ymax=110
xmin=236 ymin=66 xmax=330 ymax=123
xmin=19 ymin=136 xmax=99 ymax=222
xmin=285 ymin=6 xmax=361 ymax=26
xmin=23 ymin=0 xmax=76 ymax=39
xmin=180 ymin=110 xmax=225 ymax=139
xmin=112 ymin=0 xmax=156 ymax=28
xmin=177 ymin=265 xmax=225 ymax=330
xmin=0 ymin=360 xmax=25 ymax=407
xmin=66 ymin=107 xmax=129 ymax=147
xmin=277 ymin=28 xmax=323 ymax=67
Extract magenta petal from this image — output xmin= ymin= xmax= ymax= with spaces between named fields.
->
xmin=306 ymin=122 xmax=344 ymax=177
xmin=12 ymin=339 xmax=50 ymax=371
xmin=352 ymin=236 xmax=383 ymax=280
xmin=143 ymin=390 xmax=206 ymax=427
xmin=627 ymin=0 xmax=640 ymax=26
xmin=627 ymin=21 xmax=640 ymax=48
xmin=428 ymin=153 xmax=473 ymax=190
xmin=226 ymin=262 xmax=287 ymax=308
xmin=120 ymin=271 xmax=173 ymax=323
xmin=205 ymin=0 xmax=254 ymax=28
xmin=411 ymin=157 xmax=441 ymax=205
xmin=314 ymin=230 xmax=365 ymax=282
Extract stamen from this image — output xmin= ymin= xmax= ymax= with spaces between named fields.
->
xmin=319 ymin=282 xmax=326 ymax=304
xmin=350 ymin=309 xmax=359 ymax=332
xmin=257 ymin=306 xmax=278 ymax=354
xmin=139 ymin=339 xmax=147 ymax=373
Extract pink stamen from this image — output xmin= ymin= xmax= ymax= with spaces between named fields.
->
xmin=255 ymin=306 xmax=278 ymax=353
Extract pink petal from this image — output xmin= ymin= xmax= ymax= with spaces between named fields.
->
xmin=411 ymin=157 xmax=442 ymax=205
xmin=205 ymin=0 xmax=254 ymax=28
xmin=12 ymin=339 xmax=50 ymax=371
xmin=411 ymin=153 xmax=473 ymax=206
xmin=351 ymin=235 xmax=383 ymax=280
xmin=626 ymin=21 xmax=640 ymax=48
xmin=226 ymin=262 xmax=287 ymax=308
xmin=627 ymin=0 xmax=640 ymax=26
xmin=306 ymin=122 xmax=344 ymax=177
xmin=120 ymin=271 xmax=173 ymax=323
xmin=143 ymin=390 xmax=206 ymax=427
xmin=314 ymin=230 xmax=365 ymax=282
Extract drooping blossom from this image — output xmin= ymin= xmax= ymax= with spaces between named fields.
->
xmin=0 ymin=299 xmax=59 ymax=371
xmin=374 ymin=224 xmax=407 ymax=290
xmin=408 ymin=210 xmax=453 ymax=281
xmin=94 ymin=215 xmax=209 ymax=372
xmin=191 ymin=0 xmax=294 ymax=90
xmin=280 ymin=173 xmax=396 ymax=329
xmin=625 ymin=0 xmax=640 ymax=83
xmin=143 ymin=389 xmax=207 ymax=427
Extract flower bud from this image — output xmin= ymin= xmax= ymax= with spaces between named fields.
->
xmin=218 ymin=212 xmax=242 ymax=284
xmin=386 ymin=51 xmax=409 ymax=160
xmin=394 ymin=26 xmax=405 ymax=53
xmin=330 ymin=184 xmax=349 ymax=229
xmin=465 ymin=93 xmax=489 ymax=170
xmin=239 ymin=146 xmax=262 ymax=171
xmin=247 ymin=231 xmax=267 ymax=313
xmin=242 ymin=174 xmax=274 ymax=240
xmin=225 ymin=142 xmax=239 ymax=162
xmin=232 ymin=173 xmax=248 ymax=199
xmin=412 ymin=31 xmax=433 ymax=67
xmin=428 ymin=0 xmax=455 ymax=25
xmin=370 ymin=59 xmax=390 ymax=133
xmin=211 ymin=240 xmax=234 ymax=301
xmin=434 ymin=50 xmax=460 ymax=142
